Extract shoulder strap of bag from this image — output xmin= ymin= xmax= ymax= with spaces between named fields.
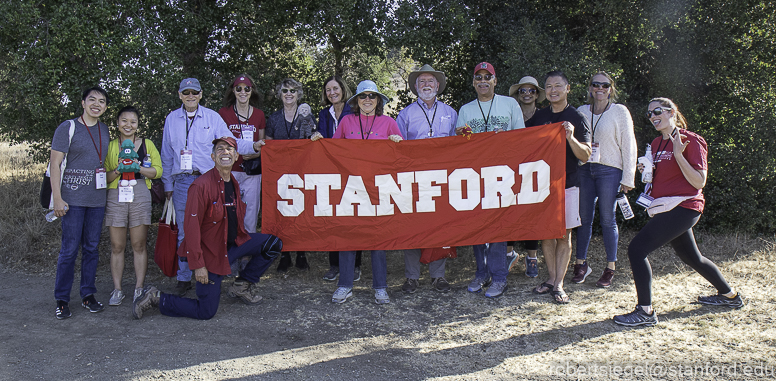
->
xmin=48 ymin=119 xmax=76 ymax=209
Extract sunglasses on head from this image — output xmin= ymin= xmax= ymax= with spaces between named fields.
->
xmin=645 ymin=107 xmax=671 ymax=119
xmin=281 ymin=88 xmax=297 ymax=94
xmin=181 ymin=90 xmax=200 ymax=96
xmin=474 ymin=74 xmax=494 ymax=81
xmin=518 ymin=88 xmax=537 ymax=95
xmin=590 ymin=82 xmax=611 ymax=89
xmin=358 ymin=93 xmax=379 ymax=100
xmin=235 ymin=86 xmax=251 ymax=93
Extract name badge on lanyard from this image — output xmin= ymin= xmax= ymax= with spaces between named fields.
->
xmin=95 ymin=168 xmax=107 ymax=189
xmin=588 ymin=142 xmax=601 ymax=163
xmin=241 ymin=125 xmax=254 ymax=141
xmin=180 ymin=149 xmax=193 ymax=171
xmin=118 ymin=184 xmax=134 ymax=202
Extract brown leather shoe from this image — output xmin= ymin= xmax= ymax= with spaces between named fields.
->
xmin=596 ymin=268 xmax=615 ymax=288
xmin=228 ymin=281 xmax=262 ymax=304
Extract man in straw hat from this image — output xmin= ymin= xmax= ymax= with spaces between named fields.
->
xmin=396 ymin=64 xmax=458 ymax=294
xmin=455 ymin=62 xmax=525 ymax=298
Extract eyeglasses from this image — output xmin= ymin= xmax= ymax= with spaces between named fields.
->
xmin=181 ymin=90 xmax=200 ymax=96
xmin=518 ymin=88 xmax=537 ymax=95
xmin=235 ymin=86 xmax=252 ymax=93
xmin=281 ymin=88 xmax=297 ymax=94
xmin=590 ymin=82 xmax=611 ymax=89
xmin=358 ymin=93 xmax=379 ymax=100
xmin=645 ymin=107 xmax=671 ymax=118
xmin=474 ymin=74 xmax=494 ymax=81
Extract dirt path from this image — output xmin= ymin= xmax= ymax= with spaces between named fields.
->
xmin=1 ymin=239 xmax=774 ymax=380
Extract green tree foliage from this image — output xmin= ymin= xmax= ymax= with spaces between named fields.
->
xmin=1 ymin=0 xmax=774 ymax=231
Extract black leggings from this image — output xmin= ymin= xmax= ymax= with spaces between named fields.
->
xmin=628 ymin=207 xmax=731 ymax=306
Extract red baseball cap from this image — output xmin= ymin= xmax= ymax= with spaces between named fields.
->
xmin=212 ymin=136 xmax=238 ymax=149
xmin=473 ymin=62 xmax=496 ymax=77
xmin=233 ymin=76 xmax=253 ymax=87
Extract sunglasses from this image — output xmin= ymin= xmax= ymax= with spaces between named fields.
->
xmin=358 ymin=93 xmax=379 ymax=100
xmin=518 ymin=88 xmax=537 ymax=95
xmin=590 ymin=82 xmax=611 ymax=89
xmin=645 ymin=107 xmax=671 ymax=119
xmin=280 ymin=88 xmax=297 ymax=94
xmin=235 ymin=86 xmax=252 ymax=93
xmin=181 ymin=90 xmax=200 ymax=96
xmin=474 ymin=74 xmax=495 ymax=81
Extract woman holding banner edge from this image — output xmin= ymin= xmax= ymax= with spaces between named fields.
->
xmin=311 ymin=80 xmax=403 ymax=304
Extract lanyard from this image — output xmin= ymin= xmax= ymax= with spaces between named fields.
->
xmin=589 ymin=101 xmax=610 ymax=141
xmin=80 ymin=116 xmax=103 ymax=166
xmin=358 ymin=113 xmax=377 ymax=140
xmin=182 ymin=106 xmax=197 ymax=149
xmin=647 ymin=129 xmax=675 ymax=194
xmin=477 ymin=98 xmax=495 ymax=131
xmin=283 ymin=107 xmax=298 ymax=138
xmin=234 ymin=104 xmax=252 ymax=136
xmin=417 ymin=100 xmax=438 ymax=137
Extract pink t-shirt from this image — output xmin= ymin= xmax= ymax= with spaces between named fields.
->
xmin=334 ymin=114 xmax=401 ymax=140
xmin=650 ymin=129 xmax=707 ymax=213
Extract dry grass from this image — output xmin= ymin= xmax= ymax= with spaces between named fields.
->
xmin=2 ymin=140 xmax=775 ymax=380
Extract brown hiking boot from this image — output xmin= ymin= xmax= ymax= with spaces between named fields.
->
xmin=571 ymin=261 xmax=592 ymax=283
xmin=596 ymin=268 xmax=615 ymax=288
xmin=132 ymin=286 xmax=160 ymax=320
xmin=228 ymin=280 xmax=262 ymax=304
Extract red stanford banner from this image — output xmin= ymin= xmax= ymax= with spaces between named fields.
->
xmin=261 ymin=123 xmax=566 ymax=251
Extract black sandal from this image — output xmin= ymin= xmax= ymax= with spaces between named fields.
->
xmin=533 ymin=282 xmax=553 ymax=294
xmin=551 ymin=289 xmax=570 ymax=304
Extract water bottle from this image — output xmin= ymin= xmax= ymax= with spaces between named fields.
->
xmin=616 ymin=192 xmax=635 ymax=220
xmin=45 ymin=205 xmax=68 ymax=222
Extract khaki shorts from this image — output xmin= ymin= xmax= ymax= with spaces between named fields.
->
xmin=105 ymin=182 xmax=152 ymax=228
xmin=565 ymin=186 xmax=581 ymax=229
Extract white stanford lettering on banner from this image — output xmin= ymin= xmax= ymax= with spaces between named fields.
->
xmin=276 ymin=161 xmax=551 ymax=217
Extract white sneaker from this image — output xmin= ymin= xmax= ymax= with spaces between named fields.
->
xmin=133 ymin=287 xmax=144 ymax=302
xmin=109 ymin=289 xmax=125 ymax=306
xmin=332 ymin=287 xmax=352 ymax=304
xmin=375 ymin=289 xmax=390 ymax=304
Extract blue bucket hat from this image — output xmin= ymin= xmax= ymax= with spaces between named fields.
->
xmin=347 ymin=80 xmax=390 ymax=105
xmin=179 ymin=78 xmax=201 ymax=92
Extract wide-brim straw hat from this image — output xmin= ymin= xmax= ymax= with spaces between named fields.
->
xmin=347 ymin=80 xmax=390 ymax=105
xmin=408 ymin=64 xmax=447 ymax=96
xmin=509 ymin=76 xmax=546 ymax=103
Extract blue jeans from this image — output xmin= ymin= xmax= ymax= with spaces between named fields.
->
xmin=576 ymin=163 xmax=622 ymax=263
xmin=172 ymin=174 xmax=200 ymax=281
xmin=473 ymin=242 xmax=508 ymax=283
xmin=54 ymin=206 xmax=105 ymax=302
xmin=159 ymin=233 xmax=281 ymax=320
xmin=338 ymin=250 xmax=387 ymax=289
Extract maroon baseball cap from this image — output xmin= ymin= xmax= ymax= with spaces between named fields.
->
xmin=473 ymin=62 xmax=496 ymax=77
xmin=212 ymin=136 xmax=238 ymax=149
xmin=233 ymin=76 xmax=253 ymax=87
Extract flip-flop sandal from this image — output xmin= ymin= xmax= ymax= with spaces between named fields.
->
xmin=533 ymin=282 xmax=553 ymax=294
xmin=551 ymin=289 xmax=570 ymax=304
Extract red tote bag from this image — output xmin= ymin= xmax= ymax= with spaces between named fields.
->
xmin=154 ymin=199 xmax=179 ymax=277
xmin=420 ymin=247 xmax=457 ymax=264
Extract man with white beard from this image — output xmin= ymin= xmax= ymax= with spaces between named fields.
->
xmin=396 ymin=64 xmax=458 ymax=294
